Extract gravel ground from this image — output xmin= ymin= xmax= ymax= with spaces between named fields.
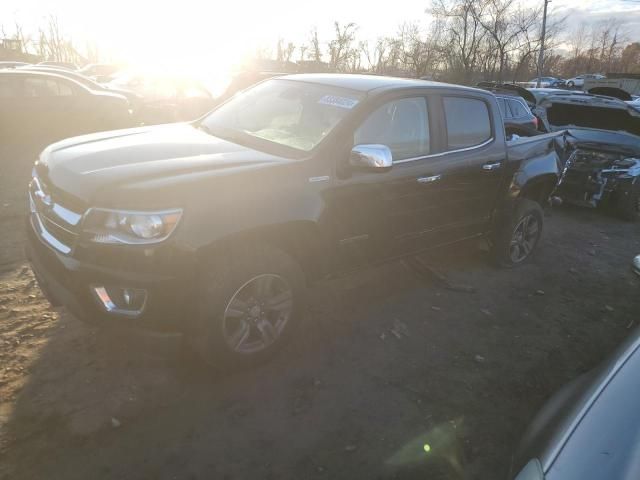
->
xmin=1 ymin=144 xmax=639 ymax=480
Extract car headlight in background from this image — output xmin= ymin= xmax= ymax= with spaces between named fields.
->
xmin=83 ymin=208 xmax=182 ymax=245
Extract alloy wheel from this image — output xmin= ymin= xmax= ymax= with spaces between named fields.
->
xmin=222 ymin=274 xmax=293 ymax=354
xmin=509 ymin=214 xmax=540 ymax=263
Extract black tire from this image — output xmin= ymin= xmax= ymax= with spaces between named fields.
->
xmin=616 ymin=182 xmax=640 ymax=221
xmin=189 ymin=243 xmax=305 ymax=370
xmin=491 ymin=198 xmax=544 ymax=267
xmin=567 ymin=81 xmax=575 ymax=88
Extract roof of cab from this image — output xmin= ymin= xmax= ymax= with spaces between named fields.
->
xmin=279 ymin=73 xmax=477 ymax=94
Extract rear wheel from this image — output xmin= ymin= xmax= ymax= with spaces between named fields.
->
xmin=190 ymin=244 xmax=305 ymax=370
xmin=491 ymin=199 xmax=544 ymax=267
xmin=567 ymin=80 xmax=575 ymax=88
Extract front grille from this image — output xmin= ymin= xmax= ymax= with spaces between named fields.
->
xmin=29 ymin=174 xmax=84 ymax=255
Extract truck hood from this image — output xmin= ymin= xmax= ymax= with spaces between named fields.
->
xmin=37 ymin=123 xmax=291 ymax=205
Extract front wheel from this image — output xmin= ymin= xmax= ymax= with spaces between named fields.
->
xmin=190 ymin=244 xmax=305 ymax=370
xmin=491 ymin=199 xmax=544 ymax=267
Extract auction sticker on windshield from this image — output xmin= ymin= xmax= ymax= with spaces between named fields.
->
xmin=318 ymin=95 xmax=359 ymax=109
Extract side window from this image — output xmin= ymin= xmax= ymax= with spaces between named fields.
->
xmin=509 ymin=99 xmax=527 ymax=118
xmin=355 ymin=97 xmax=430 ymax=161
xmin=23 ymin=77 xmax=74 ymax=97
xmin=443 ymin=97 xmax=492 ymax=150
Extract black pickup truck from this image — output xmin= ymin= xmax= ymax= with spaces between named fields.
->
xmin=27 ymin=74 xmax=561 ymax=367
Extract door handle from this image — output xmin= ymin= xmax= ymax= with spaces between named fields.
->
xmin=417 ymin=174 xmax=442 ymax=184
xmin=482 ymin=161 xmax=502 ymax=171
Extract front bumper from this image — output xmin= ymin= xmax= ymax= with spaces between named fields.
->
xmin=26 ymin=219 xmax=195 ymax=335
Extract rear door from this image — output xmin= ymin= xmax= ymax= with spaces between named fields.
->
xmin=438 ymin=95 xmax=506 ymax=230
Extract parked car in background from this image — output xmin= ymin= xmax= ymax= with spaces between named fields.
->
xmin=496 ymin=94 xmax=539 ymax=132
xmin=106 ymin=71 xmax=216 ymax=124
xmin=528 ymin=77 xmax=566 ymax=88
xmin=18 ymin=65 xmax=140 ymax=111
xmin=38 ymin=61 xmax=78 ymax=71
xmin=0 ymin=70 xmax=133 ymax=146
xmin=26 ymin=74 xmax=562 ymax=367
xmin=565 ymin=73 xmax=605 ymax=88
xmin=477 ymin=83 xmax=540 ymax=133
xmin=78 ymin=63 xmax=121 ymax=83
xmin=512 ymin=327 xmax=640 ymax=480
xmin=0 ymin=61 xmax=30 ymax=69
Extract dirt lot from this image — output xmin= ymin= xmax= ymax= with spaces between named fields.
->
xmin=1 ymin=144 xmax=639 ymax=479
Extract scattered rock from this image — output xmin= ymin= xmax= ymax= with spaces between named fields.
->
xmin=588 ymin=249 xmax=596 ymax=256
xmin=474 ymin=355 xmax=486 ymax=364
xmin=110 ymin=417 xmax=121 ymax=428
xmin=535 ymin=290 xmax=545 ymax=296
xmin=344 ymin=445 xmax=357 ymax=452
xmin=480 ymin=308 xmax=492 ymax=316
xmin=569 ymin=267 xmax=578 ymax=274
xmin=603 ymin=305 xmax=614 ymax=312
xmin=27 ymin=295 xmax=36 ymax=300
xmin=431 ymin=306 xmax=441 ymax=312
xmin=379 ymin=333 xmax=387 ymax=341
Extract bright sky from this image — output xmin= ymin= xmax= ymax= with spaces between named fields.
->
xmin=2 ymin=0 xmax=639 ymax=91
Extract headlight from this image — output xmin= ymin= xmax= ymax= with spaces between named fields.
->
xmin=83 ymin=208 xmax=182 ymax=245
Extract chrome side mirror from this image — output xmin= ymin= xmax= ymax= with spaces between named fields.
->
xmin=350 ymin=144 xmax=393 ymax=171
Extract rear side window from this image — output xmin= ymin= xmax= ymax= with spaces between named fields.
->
xmin=355 ymin=97 xmax=430 ymax=161
xmin=443 ymin=97 xmax=492 ymax=149
xmin=509 ymin=99 xmax=528 ymax=118
xmin=23 ymin=77 xmax=74 ymax=97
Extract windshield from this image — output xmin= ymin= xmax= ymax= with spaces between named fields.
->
xmin=200 ymin=79 xmax=363 ymax=152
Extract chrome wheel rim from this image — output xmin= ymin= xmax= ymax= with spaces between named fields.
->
xmin=509 ymin=214 xmax=539 ymax=263
xmin=222 ymin=273 xmax=293 ymax=354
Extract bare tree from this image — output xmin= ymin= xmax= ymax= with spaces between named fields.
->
xmin=309 ymin=28 xmax=322 ymax=62
xmin=327 ymin=22 xmax=359 ymax=72
xmin=431 ymin=0 xmax=487 ymax=83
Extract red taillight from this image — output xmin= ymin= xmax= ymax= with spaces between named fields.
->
xmin=533 ymin=116 xmax=539 ymax=129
